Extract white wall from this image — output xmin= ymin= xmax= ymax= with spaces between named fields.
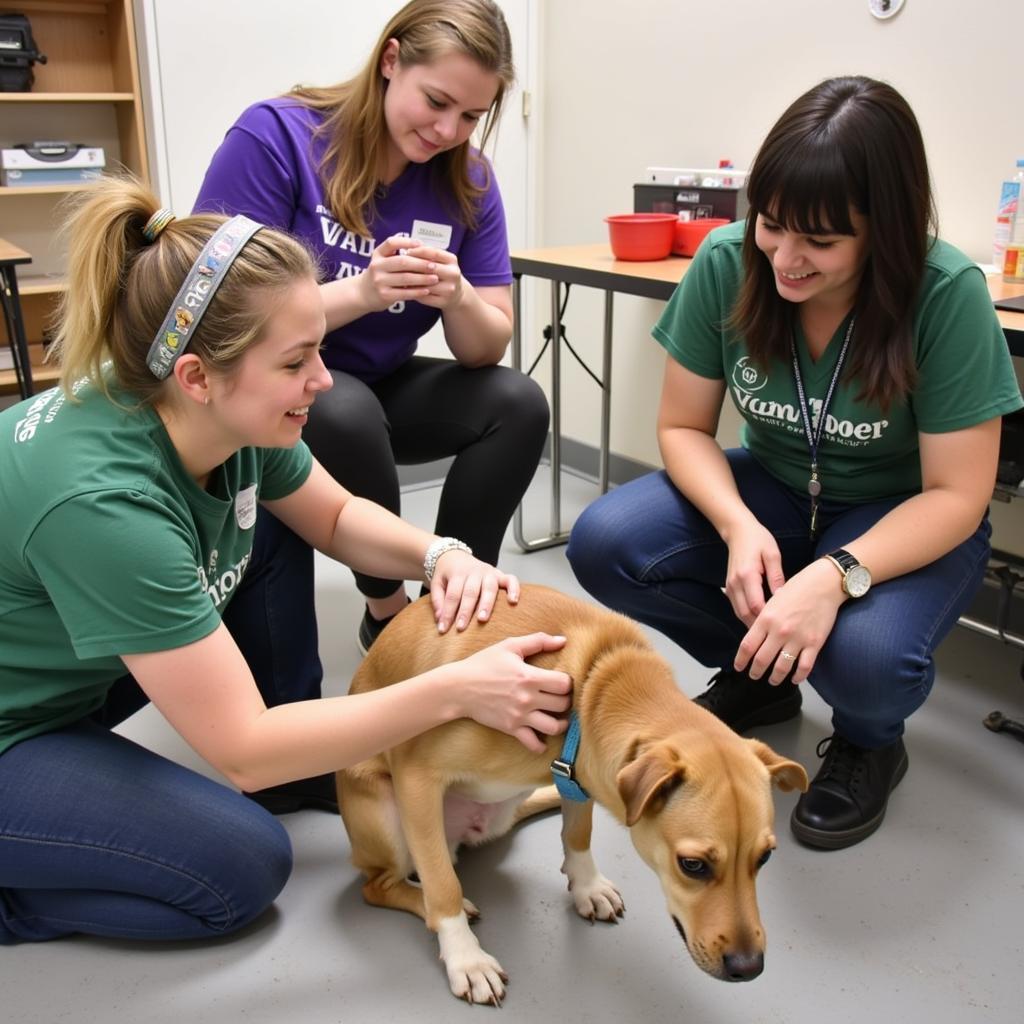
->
xmin=131 ymin=1 xmax=1022 ymax=494
xmin=533 ymin=0 xmax=1023 ymax=469
xmin=136 ymin=1 xmax=384 ymax=213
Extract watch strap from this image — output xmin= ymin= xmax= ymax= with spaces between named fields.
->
xmin=826 ymin=548 xmax=859 ymax=573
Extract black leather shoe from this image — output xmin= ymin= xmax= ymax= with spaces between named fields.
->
xmin=245 ymin=772 xmax=339 ymax=815
xmin=693 ymin=669 xmax=802 ymax=733
xmin=791 ymin=734 xmax=908 ymax=850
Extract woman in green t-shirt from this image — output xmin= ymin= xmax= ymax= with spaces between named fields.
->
xmin=0 ymin=177 xmax=571 ymax=943
xmin=569 ymin=76 xmax=1021 ymax=850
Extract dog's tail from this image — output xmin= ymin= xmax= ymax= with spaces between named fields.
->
xmin=512 ymin=785 xmax=561 ymax=825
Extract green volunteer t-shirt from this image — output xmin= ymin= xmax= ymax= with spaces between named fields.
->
xmin=653 ymin=220 xmax=1023 ymax=502
xmin=0 ymin=378 xmax=313 ymax=753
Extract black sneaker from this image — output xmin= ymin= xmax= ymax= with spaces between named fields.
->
xmin=694 ymin=669 xmax=803 ymax=733
xmin=356 ymin=600 xmax=409 ymax=656
xmin=791 ymin=734 xmax=908 ymax=850
xmin=245 ymin=772 xmax=339 ymax=815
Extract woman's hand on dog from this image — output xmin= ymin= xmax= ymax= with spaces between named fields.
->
xmin=454 ymin=633 xmax=573 ymax=752
xmin=430 ymin=551 xmax=520 ymax=634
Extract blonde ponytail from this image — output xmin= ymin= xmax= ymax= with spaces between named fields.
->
xmin=51 ymin=175 xmax=316 ymax=404
xmin=51 ymin=176 xmax=155 ymax=395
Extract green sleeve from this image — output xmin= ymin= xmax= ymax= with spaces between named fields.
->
xmin=651 ymin=232 xmax=741 ymax=380
xmin=25 ymin=490 xmax=221 ymax=659
xmin=259 ymin=440 xmax=314 ymax=501
xmin=913 ymin=265 xmax=1023 ymax=432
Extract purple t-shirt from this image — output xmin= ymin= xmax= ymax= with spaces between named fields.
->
xmin=193 ymin=98 xmax=512 ymax=382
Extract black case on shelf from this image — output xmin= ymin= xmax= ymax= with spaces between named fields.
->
xmin=0 ymin=14 xmax=48 ymax=92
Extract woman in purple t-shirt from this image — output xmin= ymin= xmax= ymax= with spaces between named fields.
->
xmin=195 ymin=0 xmax=548 ymax=696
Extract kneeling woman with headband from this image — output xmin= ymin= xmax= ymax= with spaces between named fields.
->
xmin=0 ymin=176 xmax=572 ymax=944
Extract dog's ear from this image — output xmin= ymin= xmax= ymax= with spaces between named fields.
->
xmin=617 ymin=744 xmax=685 ymax=826
xmin=747 ymin=739 xmax=809 ymax=793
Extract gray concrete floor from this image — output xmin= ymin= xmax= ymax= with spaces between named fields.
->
xmin=3 ymin=471 xmax=1023 ymax=1023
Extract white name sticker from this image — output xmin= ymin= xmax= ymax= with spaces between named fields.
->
xmin=235 ymin=485 xmax=258 ymax=530
xmin=411 ymin=219 xmax=452 ymax=250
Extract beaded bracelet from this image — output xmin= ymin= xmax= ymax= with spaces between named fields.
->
xmin=423 ymin=537 xmax=473 ymax=584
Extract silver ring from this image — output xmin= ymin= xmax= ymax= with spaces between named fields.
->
xmin=779 ymin=650 xmax=796 ymax=661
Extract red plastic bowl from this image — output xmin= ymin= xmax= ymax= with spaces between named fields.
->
xmin=605 ymin=213 xmax=677 ymax=261
xmin=672 ymin=217 xmax=730 ymax=257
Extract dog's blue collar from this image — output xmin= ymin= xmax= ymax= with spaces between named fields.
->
xmin=550 ymin=710 xmax=589 ymax=802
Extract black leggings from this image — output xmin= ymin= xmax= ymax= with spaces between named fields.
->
xmin=303 ymin=355 xmax=550 ymax=598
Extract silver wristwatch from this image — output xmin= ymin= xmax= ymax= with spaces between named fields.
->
xmin=823 ymin=548 xmax=872 ymax=598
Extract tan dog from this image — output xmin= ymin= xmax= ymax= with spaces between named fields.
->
xmin=337 ymin=585 xmax=807 ymax=1005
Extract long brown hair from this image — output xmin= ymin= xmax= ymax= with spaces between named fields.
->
xmin=50 ymin=175 xmax=315 ymax=404
xmin=287 ymin=0 xmax=514 ymax=238
xmin=730 ymin=76 xmax=937 ymax=410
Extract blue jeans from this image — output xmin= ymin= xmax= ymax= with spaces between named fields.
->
xmin=567 ymin=449 xmax=991 ymax=748
xmin=0 ymin=511 xmax=320 ymax=943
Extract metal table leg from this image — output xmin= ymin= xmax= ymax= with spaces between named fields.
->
xmin=512 ymin=276 xmax=614 ymax=552
xmin=599 ymin=290 xmax=613 ymax=494
xmin=513 ymin=275 xmax=569 ymax=550
xmin=1 ymin=265 xmax=34 ymax=399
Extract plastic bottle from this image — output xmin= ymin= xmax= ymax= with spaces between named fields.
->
xmin=1006 ymin=243 xmax=1024 ymax=283
xmin=1004 ymin=167 xmax=1024 ymax=281
xmin=993 ymin=158 xmax=1024 ymax=269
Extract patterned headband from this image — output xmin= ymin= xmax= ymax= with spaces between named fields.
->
xmin=146 ymin=215 xmax=263 ymax=381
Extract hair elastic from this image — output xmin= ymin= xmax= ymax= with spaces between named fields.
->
xmin=146 ymin=215 xmax=264 ymax=381
xmin=142 ymin=208 xmax=176 ymax=242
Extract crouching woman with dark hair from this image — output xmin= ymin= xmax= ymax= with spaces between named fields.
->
xmin=568 ymin=76 xmax=1021 ymax=850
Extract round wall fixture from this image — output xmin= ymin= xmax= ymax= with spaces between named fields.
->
xmin=868 ymin=0 xmax=906 ymax=19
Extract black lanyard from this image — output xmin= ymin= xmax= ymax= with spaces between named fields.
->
xmin=790 ymin=316 xmax=855 ymax=539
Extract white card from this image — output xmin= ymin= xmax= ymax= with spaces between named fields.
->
xmin=411 ymin=219 xmax=452 ymax=250
xmin=235 ymin=485 xmax=258 ymax=530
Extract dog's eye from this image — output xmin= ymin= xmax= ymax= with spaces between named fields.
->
xmin=677 ymin=856 xmax=710 ymax=880
xmin=757 ymin=848 xmax=773 ymax=869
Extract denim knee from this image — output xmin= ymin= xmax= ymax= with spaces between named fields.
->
xmin=0 ymin=789 xmax=293 ymax=944
xmin=213 ymin=803 xmax=294 ymax=933
xmin=567 ymin=491 xmax=633 ymax=604
xmin=810 ymin=622 xmax=933 ymax=747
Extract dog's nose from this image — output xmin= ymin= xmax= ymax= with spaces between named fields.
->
xmin=722 ymin=951 xmax=764 ymax=982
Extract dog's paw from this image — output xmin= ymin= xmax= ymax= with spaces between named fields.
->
xmin=462 ymin=896 xmax=481 ymax=921
xmin=438 ymin=913 xmax=507 ymax=1005
xmin=445 ymin=950 xmax=508 ymax=1005
xmin=570 ymin=873 xmax=625 ymax=923
xmin=561 ymin=849 xmax=625 ymax=923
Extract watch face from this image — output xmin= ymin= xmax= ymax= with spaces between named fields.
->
xmin=845 ymin=565 xmax=872 ymax=598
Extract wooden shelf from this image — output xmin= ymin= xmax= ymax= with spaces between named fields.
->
xmin=19 ymin=276 xmax=68 ymax=296
xmin=0 ymin=92 xmax=135 ymax=103
xmin=0 ymin=330 xmax=60 ymax=396
xmin=0 ymin=183 xmax=102 ymax=197
xmin=0 ymin=364 xmax=60 ymax=397
xmin=0 ymin=0 xmax=148 ymax=402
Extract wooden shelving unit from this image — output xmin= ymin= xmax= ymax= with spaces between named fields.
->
xmin=0 ymin=0 xmax=148 ymax=396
